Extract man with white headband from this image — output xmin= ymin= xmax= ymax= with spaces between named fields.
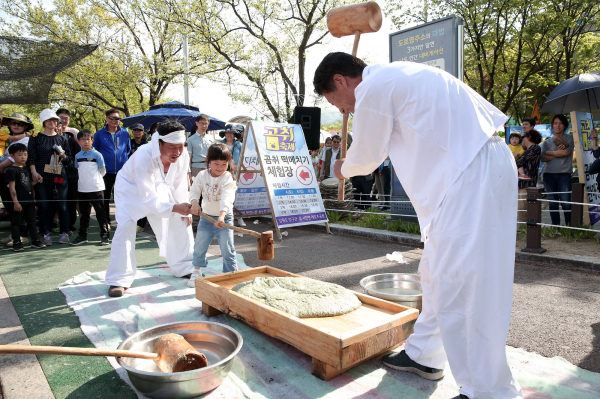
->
xmin=105 ymin=121 xmax=194 ymax=297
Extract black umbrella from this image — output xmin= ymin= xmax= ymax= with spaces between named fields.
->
xmin=541 ymin=71 xmax=600 ymax=114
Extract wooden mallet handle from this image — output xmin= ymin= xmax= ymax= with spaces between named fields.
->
xmin=199 ymin=212 xmax=262 ymax=238
xmin=0 ymin=344 xmax=159 ymax=360
xmin=337 ymin=30 xmax=361 ymax=202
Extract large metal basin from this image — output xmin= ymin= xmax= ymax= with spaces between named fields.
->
xmin=117 ymin=321 xmax=242 ymax=399
xmin=360 ymin=273 xmax=422 ymax=311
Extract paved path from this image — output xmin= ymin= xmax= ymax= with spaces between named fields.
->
xmin=1 ymin=217 xmax=599 ymax=398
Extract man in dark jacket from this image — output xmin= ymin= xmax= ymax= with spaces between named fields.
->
xmin=92 ymin=109 xmax=131 ymax=220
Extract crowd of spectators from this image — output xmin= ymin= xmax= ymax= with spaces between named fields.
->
xmin=509 ymin=115 xmax=576 ymax=227
xmin=2 ymin=107 xmax=583 ymax=251
xmin=0 ymin=108 xmax=185 ymax=251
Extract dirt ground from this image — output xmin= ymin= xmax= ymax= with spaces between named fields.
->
xmin=515 ymin=234 xmax=600 ymax=260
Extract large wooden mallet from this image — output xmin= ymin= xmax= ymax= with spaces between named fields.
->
xmin=0 ymin=333 xmax=208 ymax=373
xmin=327 ymin=1 xmax=382 ymax=201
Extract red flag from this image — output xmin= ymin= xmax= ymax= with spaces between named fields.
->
xmin=532 ymin=101 xmax=540 ymax=125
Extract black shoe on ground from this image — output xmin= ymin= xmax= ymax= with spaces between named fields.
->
xmin=70 ymin=236 xmax=88 ymax=246
xmin=30 ymin=240 xmax=46 ymax=249
xmin=108 ymin=286 xmax=126 ymax=297
xmin=382 ymin=350 xmax=445 ymax=380
xmin=100 ymin=237 xmax=110 ymax=246
xmin=12 ymin=242 xmax=24 ymax=252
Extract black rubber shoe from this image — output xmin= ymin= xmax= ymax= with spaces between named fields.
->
xmin=100 ymin=236 xmax=110 ymax=246
xmin=30 ymin=240 xmax=46 ymax=249
xmin=12 ymin=242 xmax=24 ymax=252
xmin=382 ymin=350 xmax=445 ymax=380
xmin=69 ymin=236 xmax=88 ymax=246
xmin=108 ymin=286 xmax=126 ymax=297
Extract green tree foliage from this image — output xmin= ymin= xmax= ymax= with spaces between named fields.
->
xmin=0 ymin=0 xmax=220 ymax=129
xmin=153 ymin=0 xmax=353 ymax=123
xmin=386 ymin=0 xmax=600 ymax=122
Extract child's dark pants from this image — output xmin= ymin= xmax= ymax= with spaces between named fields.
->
xmin=78 ymin=191 xmax=110 ymax=239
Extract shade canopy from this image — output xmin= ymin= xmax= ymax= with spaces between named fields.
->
xmin=121 ymin=101 xmax=226 ymax=131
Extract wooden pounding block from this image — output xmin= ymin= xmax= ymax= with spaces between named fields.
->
xmin=195 ymin=266 xmax=418 ymax=380
xmin=153 ymin=333 xmax=208 ymax=373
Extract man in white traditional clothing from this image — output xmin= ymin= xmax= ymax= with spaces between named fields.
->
xmin=105 ymin=121 xmax=195 ymax=297
xmin=314 ymin=53 xmax=522 ymax=399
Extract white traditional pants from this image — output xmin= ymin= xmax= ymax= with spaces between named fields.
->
xmin=105 ymin=213 xmax=195 ymax=288
xmin=404 ymin=136 xmax=523 ymax=399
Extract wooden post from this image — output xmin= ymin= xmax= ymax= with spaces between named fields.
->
xmin=571 ymin=183 xmax=585 ymax=227
xmin=521 ymin=187 xmax=546 ymax=254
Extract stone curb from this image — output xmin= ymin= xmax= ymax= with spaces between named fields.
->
xmin=295 ymin=222 xmax=600 ymax=272
xmin=0 ymin=277 xmax=55 ymax=399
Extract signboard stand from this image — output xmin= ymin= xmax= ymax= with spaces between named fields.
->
xmin=570 ymin=111 xmax=599 ymax=227
xmin=235 ymin=121 xmax=329 ymax=240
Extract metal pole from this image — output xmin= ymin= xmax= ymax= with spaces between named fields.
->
xmin=183 ymin=35 xmax=190 ymax=105
xmin=457 ymin=17 xmax=464 ymax=81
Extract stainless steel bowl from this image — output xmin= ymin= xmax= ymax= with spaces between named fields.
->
xmin=117 ymin=321 xmax=243 ymax=399
xmin=360 ymin=273 xmax=422 ymax=311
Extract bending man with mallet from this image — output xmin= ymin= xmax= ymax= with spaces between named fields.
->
xmin=314 ymin=53 xmax=522 ymax=399
xmin=105 ymin=120 xmax=195 ymax=297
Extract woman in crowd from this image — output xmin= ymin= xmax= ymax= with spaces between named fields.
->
xmin=28 ymin=109 xmax=72 ymax=245
xmin=540 ymin=114 xmax=574 ymax=226
xmin=516 ymin=129 xmax=543 ymax=222
xmin=57 ymin=116 xmax=82 ymax=234
xmin=220 ymin=124 xmax=242 ymax=174
xmin=0 ymin=113 xmax=34 ymax=246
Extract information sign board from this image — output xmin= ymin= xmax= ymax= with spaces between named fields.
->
xmin=389 ymin=15 xmax=462 ymax=78
xmin=250 ymin=121 xmax=328 ymax=228
xmin=234 ymin=127 xmax=270 ymax=216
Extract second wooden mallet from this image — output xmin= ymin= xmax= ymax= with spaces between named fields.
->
xmin=326 ymin=1 xmax=382 ymax=201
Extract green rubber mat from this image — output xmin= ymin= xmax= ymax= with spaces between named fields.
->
xmin=0 ymin=220 xmax=159 ymax=398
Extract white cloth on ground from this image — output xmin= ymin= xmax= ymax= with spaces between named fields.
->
xmin=105 ymin=134 xmax=193 ymax=287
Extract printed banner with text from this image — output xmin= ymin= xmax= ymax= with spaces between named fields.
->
xmin=250 ymin=121 xmax=328 ymax=228
xmin=574 ymin=112 xmax=600 ymax=227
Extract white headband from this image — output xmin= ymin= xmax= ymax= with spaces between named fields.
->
xmin=157 ymin=130 xmax=186 ymax=144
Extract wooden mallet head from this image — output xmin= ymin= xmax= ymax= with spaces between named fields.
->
xmin=327 ymin=1 xmax=382 ymax=38
xmin=153 ymin=333 xmax=208 ymax=373
xmin=327 ymin=2 xmax=382 ymax=202
xmin=257 ymin=230 xmax=275 ymax=261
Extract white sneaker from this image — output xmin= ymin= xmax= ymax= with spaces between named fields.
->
xmin=187 ymin=268 xmax=205 ymax=288
xmin=0 ymin=234 xmax=12 ymax=245
xmin=237 ymin=218 xmax=246 ymax=227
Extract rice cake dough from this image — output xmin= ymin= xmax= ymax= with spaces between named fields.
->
xmin=232 ymin=277 xmax=362 ymax=318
